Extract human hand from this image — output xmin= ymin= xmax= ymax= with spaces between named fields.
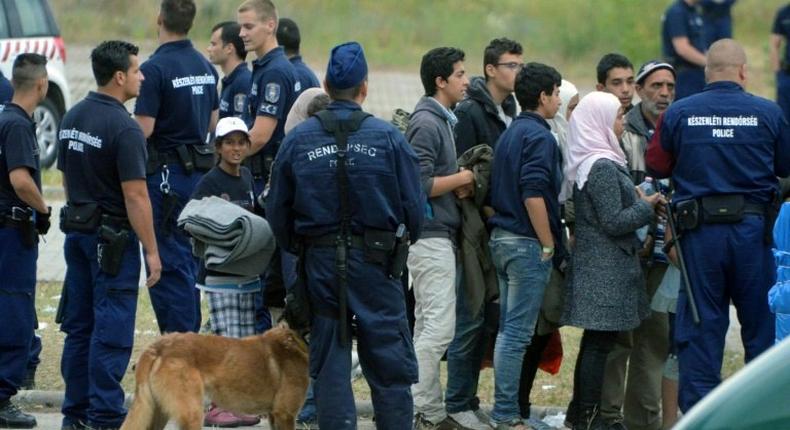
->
xmin=636 ymin=186 xmax=665 ymax=207
xmin=454 ymin=183 xmax=475 ymax=199
xmin=35 ymin=207 xmax=51 ymax=235
xmin=145 ymin=252 xmax=162 ymax=288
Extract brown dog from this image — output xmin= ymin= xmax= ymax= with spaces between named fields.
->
xmin=120 ymin=323 xmax=309 ymax=430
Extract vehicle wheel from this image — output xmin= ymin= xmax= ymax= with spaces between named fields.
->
xmin=34 ymin=97 xmax=62 ymax=169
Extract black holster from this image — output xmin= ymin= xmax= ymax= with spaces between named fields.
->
xmin=160 ymin=191 xmax=181 ymax=236
xmin=98 ymin=222 xmax=130 ymax=276
xmin=283 ymin=245 xmax=312 ymax=332
xmin=388 ymin=225 xmax=410 ymax=279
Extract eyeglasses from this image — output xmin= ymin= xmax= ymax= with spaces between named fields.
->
xmin=495 ymin=62 xmax=525 ymax=71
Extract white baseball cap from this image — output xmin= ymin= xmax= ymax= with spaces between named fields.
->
xmin=215 ymin=117 xmax=250 ymax=138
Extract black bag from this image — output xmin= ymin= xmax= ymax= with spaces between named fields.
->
xmin=675 ymin=199 xmax=700 ymax=231
xmin=701 ymin=195 xmax=744 ymax=224
xmin=60 ymin=203 xmax=101 ymax=233
xmin=363 ymin=228 xmax=395 ymax=266
xmin=190 ymin=144 xmax=216 ymax=172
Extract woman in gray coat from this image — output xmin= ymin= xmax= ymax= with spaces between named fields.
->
xmin=561 ymin=92 xmax=664 ymax=430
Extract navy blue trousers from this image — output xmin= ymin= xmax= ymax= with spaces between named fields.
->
xmin=0 ymin=227 xmax=36 ymax=402
xmin=60 ymin=231 xmax=141 ymax=428
xmin=306 ymin=247 xmax=417 ymax=430
xmin=675 ymin=217 xmax=774 ymax=411
xmin=146 ymin=163 xmax=201 ymax=333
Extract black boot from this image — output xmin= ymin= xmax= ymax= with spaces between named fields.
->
xmin=20 ymin=368 xmax=35 ymax=391
xmin=0 ymin=400 xmax=37 ymax=429
xmin=573 ymin=407 xmax=607 ymax=430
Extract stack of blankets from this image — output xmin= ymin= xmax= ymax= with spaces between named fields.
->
xmin=177 ymin=196 xmax=275 ymax=277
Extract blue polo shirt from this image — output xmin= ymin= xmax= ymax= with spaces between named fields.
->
xmin=773 ymin=5 xmax=790 ymax=65
xmin=662 ymin=0 xmax=706 ymax=68
xmin=247 ymin=46 xmax=299 ymax=158
xmin=489 ymin=111 xmax=563 ymax=243
xmin=290 ymin=55 xmax=320 ymax=91
xmin=57 ymin=92 xmax=147 ymax=216
xmin=266 ymin=100 xmax=424 ymax=253
xmin=134 ymin=39 xmax=219 ymax=151
xmin=0 ymin=72 xmax=12 ymax=103
xmin=0 ymin=104 xmax=39 ymax=213
xmin=654 ymin=81 xmax=790 ymax=204
xmin=219 ymin=62 xmax=252 ymax=120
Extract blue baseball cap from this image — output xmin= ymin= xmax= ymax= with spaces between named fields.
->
xmin=326 ymin=41 xmax=368 ymax=90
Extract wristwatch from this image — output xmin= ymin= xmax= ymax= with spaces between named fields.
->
xmin=542 ymin=246 xmax=554 ymax=255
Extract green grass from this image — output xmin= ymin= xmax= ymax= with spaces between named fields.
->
xmin=34 ymin=281 xmax=745 ymax=408
xmin=51 ymin=0 xmax=786 ymax=97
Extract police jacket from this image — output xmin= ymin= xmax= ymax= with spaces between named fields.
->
xmin=647 ymin=81 xmax=790 ymax=204
xmin=266 ymin=100 xmax=424 ymax=253
xmin=454 ymin=76 xmax=517 ymax=156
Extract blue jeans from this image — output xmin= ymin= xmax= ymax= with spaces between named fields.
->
xmin=489 ymin=228 xmax=552 ymax=423
xmin=445 ymin=275 xmax=486 ymax=414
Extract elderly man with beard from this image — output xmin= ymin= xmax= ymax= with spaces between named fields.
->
xmin=599 ymin=60 xmax=676 ymax=430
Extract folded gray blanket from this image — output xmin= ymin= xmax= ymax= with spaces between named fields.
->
xmin=177 ymin=196 xmax=275 ymax=276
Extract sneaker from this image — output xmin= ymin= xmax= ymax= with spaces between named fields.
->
xmin=0 ymin=400 xmax=36 ymax=429
xmin=296 ymin=417 xmax=319 ymax=430
xmin=493 ymin=418 xmax=528 ymax=430
xmin=524 ymin=417 xmax=553 ymax=430
xmin=473 ymin=409 xmax=492 ymax=426
xmin=413 ymin=413 xmax=458 ymax=430
xmin=204 ymin=404 xmax=242 ymax=427
xmin=448 ymin=410 xmax=492 ymax=430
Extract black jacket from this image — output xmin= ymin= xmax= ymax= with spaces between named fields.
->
xmin=453 ymin=76 xmax=517 ymax=155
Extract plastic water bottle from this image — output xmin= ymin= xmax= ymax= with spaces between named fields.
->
xmin=636 ymin=177 xmax=656 ymax=242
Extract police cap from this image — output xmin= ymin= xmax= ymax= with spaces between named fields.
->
xmin=326 ymin=41 xmax=368 ymax=90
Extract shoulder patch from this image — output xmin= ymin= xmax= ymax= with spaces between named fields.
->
xmin=265 ymin=83 xmax=281 ymax=103
xmin=234 ymin=94 xmax=247 ymax=113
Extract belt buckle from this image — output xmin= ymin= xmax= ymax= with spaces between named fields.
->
xmin=10 ymin=206 xmax=31 ymax=221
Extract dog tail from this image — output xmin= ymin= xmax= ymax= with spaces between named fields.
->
xmin=120 ymin=347 xmax=160 ymax=430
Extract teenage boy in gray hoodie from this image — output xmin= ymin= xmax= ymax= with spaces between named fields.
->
xmin=405 ymin=46 xmax=473 ymax=430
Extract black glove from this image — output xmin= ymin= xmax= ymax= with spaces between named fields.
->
xmin=36 ymin=207 xmax=51 ymax=235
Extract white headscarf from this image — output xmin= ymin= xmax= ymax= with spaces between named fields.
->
xmin=284 ymin=87 xmax=327 ymax=135
xmin=564 ymin=91 xmax=626 ymax=190
xmin=558 ymin=79 xmax=579 ymax=121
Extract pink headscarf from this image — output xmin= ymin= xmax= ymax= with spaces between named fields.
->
xmin=564 ymin=91 xmax=626 ymax=190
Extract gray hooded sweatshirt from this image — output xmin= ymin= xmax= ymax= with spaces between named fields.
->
xmin=405 ymin=96 xmax=461 ymax=238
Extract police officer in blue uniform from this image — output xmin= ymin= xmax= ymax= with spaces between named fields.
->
xmin=208 ymin=21 xmax=252 ymax=120
xmin=0 ymin=53 xmax=50 ymax=430
xmin=662 ymin=0 xmax=708 ymax=100
xmin=700 ymin=0 xmax=736 ymax=47
xmin=771 ymin=3 xmax=790 ymax=121
xmin=135 ymin=0 xmax=219 ymax=334
xmin=267 ymin=41 xmax=424 ymax=430
xmin=58 ymin=40 xmax=161 ymax=430
xmin=646 ymin=39 xmax=790 ymax=412
xmin=237 ymin=0 xmax=300 ymax=192
xmin=0 ymin=65 xmax=41 ymax=393
xmin=277 ymin=18 xmax=321 ymax=91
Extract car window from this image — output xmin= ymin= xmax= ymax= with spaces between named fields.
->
xmin=0 ymin=5 xmax=9 ymax=38
xmin=12 ymin=0 xmax=52 ymax=37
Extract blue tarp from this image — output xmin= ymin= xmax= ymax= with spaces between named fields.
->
xmin=768 ymin=202 xmax=790 ymax=343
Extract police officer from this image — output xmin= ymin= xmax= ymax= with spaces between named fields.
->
xmin=207 ymin=21 xmax=251 ymax=120
xmin=646 ymin=39 xmax=790 ymax=412
xmin=771 ymin=3 xmax=790 ymax=121
xmin=267 ymin=41 xmax=424 ymax=430
xmin=237 ymin=0 xmax=300 ymax=192
xmin=135 ymin=0 xmax=219 ymax=334
xmin=0 ymin=53 xmax=50 ymax=430
xmin=700 ymin=0 xmax=736 ymax=47
xmin=662 ymin=0 xmax=707 ymax=100
xmin=0 ymin=63 xmax=41 ymax=393
xmin=58 ymin=40 xmax=162 ymax=430
xmin=277 ymin=18 xmax=321 ymax=91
